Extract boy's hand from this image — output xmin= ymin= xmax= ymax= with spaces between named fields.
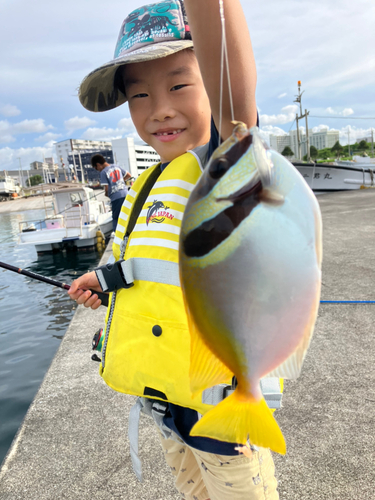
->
xmin=68 ymin=271 xmax=103 ymax=310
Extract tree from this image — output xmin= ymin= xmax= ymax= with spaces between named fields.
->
xmin=331 ymin=141 xmax=343 ymax=159
xmin=317 ymin=149 xmax=331 ymax=160
xmin=310 ymin=145 xmax=318 ymax=160
xmin=358 ymin=140 xmax=369 ymax=151
xmin=26 ymin=174 xmax=43 ymax=187
xmin=281 ymin=146 xmax=294 ymax=158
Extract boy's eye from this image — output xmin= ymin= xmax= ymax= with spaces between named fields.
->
xmin=171 ymin=84 xmax=187 ymax=91
xmin=132 ymin=93 xmax=148 ymax=99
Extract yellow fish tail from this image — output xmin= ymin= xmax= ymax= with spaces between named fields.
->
xmin=190 ymin=391 xmax=286 ymax=455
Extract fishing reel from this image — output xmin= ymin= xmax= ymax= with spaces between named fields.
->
xmin=91 ymin=328 xmax=104 ymax=362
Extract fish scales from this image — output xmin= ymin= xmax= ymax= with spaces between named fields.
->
xmin=179 ymin=123 xmax=322 ymax=454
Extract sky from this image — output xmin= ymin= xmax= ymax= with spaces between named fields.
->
xmin=1 ymin=0 xmax=375 ymax=171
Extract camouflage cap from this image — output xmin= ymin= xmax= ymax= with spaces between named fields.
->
xmin=79 ymin=0 xmax=193 ymax=113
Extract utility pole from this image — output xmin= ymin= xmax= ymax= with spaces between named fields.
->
xmin=348 ymin=128 xmax=351 ymax=157
xmin=372 ymin=128 xmax=374 ymax=157
xmin=17 ymin=157 xmax=24 ymax=187
xmin=294 ymin=81 xmax=310 ymax=162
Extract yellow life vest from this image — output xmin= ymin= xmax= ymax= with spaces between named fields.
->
xmin=100 ymin=151 xmax=283 ymax=415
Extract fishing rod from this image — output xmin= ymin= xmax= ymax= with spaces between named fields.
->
xmin=0 ymin=261 xmax=109 ymax=307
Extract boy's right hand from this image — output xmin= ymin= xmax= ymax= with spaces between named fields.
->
xmin=68 ymin=271 xmax=103 ymax=310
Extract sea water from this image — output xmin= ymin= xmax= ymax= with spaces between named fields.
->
xmin=0 ymin=209 xmax=102 ymax=465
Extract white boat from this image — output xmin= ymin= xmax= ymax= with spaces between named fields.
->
xmin=0 ymin=173 xmax=20 ymax=198
xmin=293 ymin=158 xmax=375 ymax=192
xmin=18 ymin=183 xmax=113 ymax=254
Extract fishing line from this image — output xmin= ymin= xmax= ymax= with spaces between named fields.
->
xmin=218 ymin=0 xmax=235 ymax=143
xmin=320 ymin=300 xmax=375 ymax=304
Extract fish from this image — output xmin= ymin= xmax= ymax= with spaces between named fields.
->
xmin=179 ymin=123 xmax=322 ymax=454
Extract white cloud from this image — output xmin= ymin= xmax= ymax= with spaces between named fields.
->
xmin=64 ymin=116 xmax=97 ymax=131
xmin=0 ymin=145 xmax=56 ymax=170
xmin=324 ymin=107 xmax=354 ymax=117
xmin=81 ymin=118 xmax=139 ymax=142
xmin=259 ymin=105 xmax=298 ymax=126
xmin=35 ymin=132 xmax=62 ymax=143
xmin=278 ymin=93 xmax=287 ymax=99
xmin=0 ymin=104 xmax=21 ymax=117
xmin=342 ymin=108 xmax=354 ymax=117
xmin=0 ymin=118 xmax=53 ymax=143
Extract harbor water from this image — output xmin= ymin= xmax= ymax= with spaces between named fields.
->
xmin=0 ymin=209 xmax=103 ymax=465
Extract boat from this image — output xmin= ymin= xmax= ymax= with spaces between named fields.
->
xmin=0 ymin=173 xmax=21 ymax=200
xmin=293 ymin=157 xmax=375 ymax=192
xmin=18 ymin=183 xmax=113 ymax=254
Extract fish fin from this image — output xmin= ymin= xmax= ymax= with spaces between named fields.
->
xmin=188 ymin=313 xmax=233 ymax=395
xmin=190 ymin=390 xmax=286 ymax=455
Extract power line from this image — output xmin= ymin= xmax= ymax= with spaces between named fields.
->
xmin=309 ymin=116 xmax=375 ymax=120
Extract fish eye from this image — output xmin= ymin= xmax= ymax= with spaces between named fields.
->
xmin=209 ymin=157 xmax=230 ymax=179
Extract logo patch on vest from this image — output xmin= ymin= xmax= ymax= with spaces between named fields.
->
xmin=146 ymin=200 xmax=174 ymax=225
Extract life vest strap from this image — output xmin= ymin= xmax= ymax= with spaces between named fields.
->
xmin=201 ymin=377 xmax=283 ymax=409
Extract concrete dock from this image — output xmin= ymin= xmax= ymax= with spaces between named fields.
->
xmin=1 ymin=189 xmax=374 ymax=499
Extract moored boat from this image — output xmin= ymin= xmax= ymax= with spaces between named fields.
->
xmin=18 ymin=183 xmax=112 ymax=254
xmin=292 ymin=160 xmax=375 ymax=192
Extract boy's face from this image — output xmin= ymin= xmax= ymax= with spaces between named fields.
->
xmin=122 ymin=50 xmax=211 ymax=163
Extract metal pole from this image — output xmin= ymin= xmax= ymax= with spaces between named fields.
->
xmin=296 ymin=113 xmax=301 ymax=160
xmin=348 ymin=129 xmax=351 ymax=157
xmin=17 ymin=157 xmax=24 ymax=187
xmin=305 ymin=110 xmax=310 ymax=162
xmin=372 ymin=129 xmax=374 ymax=157
xmin=71 ymin=152 xmax=78 ymax=182
xmin=78 ymin=151 xmax=85 ymax=184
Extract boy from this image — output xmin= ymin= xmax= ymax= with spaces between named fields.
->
xmin=69 ymin=1 xmax=279 ymax=498
xmin=90 ymin=154 xmax=131 ymax=231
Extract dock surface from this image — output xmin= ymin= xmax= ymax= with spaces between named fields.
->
xmin=1 ymin=189 xmax=374 ymax=499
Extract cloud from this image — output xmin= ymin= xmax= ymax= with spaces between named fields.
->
xmin=0 ymin=104 xmax=21 ymax=117
xmin=259 ymin=105 xmax=298 ymax=126
xmin=325 ymin=107 xmax=354 ymax=117
xmin=0 ymin=145 xmax=56 ymax=170
xmin=277 ymin=93 xmax=287 ymax=99
xmin=81 ymin=118 xmax=139 ymax=142
xmin=64 ymin=116 xmax=97 ymax=131
xmin=35 ymin=132 xmax=62 ymax=143
xmin=0 ymin=118 xmax=53 ymax=143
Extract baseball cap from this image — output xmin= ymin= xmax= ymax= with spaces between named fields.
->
xmin=79 ymin=0 xmax=193 ymax=113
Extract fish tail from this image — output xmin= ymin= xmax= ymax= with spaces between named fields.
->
xmin=190 ymin=390 xmax=286 ymax=455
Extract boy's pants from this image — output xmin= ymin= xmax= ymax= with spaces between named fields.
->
xmin=159 ymin=432 xmax=279 ymax=500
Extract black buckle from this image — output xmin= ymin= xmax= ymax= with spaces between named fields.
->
xmin=95 ymin=259 xmax=134 ymax=292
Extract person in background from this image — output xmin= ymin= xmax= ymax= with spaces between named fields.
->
xmin=91 ymin=154 xmax=131 ymax=231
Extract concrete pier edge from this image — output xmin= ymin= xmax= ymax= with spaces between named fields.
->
xmin=1 ymin=190 xmax=375 ymax=499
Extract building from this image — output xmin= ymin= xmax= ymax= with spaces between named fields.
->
xmin=269 ymin=128 xmax=340 ymax=160
xmin=111 ymin=137 xmax=160 ymax=178
xmin=269 ymin=135 xmax=293 ymax=156
xmin=67 ymin=149 xmax=114 ymax=183
xmin=55 ymin=139 xmax=112 ymax=169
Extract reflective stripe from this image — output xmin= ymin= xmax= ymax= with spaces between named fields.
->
xmin=153 ymin=179 xmax=196 ymax=191
xmin=128 ymin=188 xmax=137 ymax=198
xmin=124 ymin=199 xmax=132 ymax=209
xmin=129 ymin=238 xmax=179 ymax=251
xmin=119 ymin=211 xmax=128 ymax=221
xmin=145 ymin=193 xmax=189 ymax=206
xmin=121 ymin=258 xmax=180 ymax=287
xmin=132 ymin=223 xmax=181 ymax=235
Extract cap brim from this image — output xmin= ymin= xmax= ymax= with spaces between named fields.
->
xmin=79 ymin=40 xmax=194 ymax=113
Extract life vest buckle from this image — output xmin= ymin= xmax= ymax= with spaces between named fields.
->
xmin=95 ymin=259 xmax=134 ymax=292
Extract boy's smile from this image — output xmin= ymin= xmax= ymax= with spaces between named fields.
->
xmin=122 ymin=50 xmax=211 ymax=163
